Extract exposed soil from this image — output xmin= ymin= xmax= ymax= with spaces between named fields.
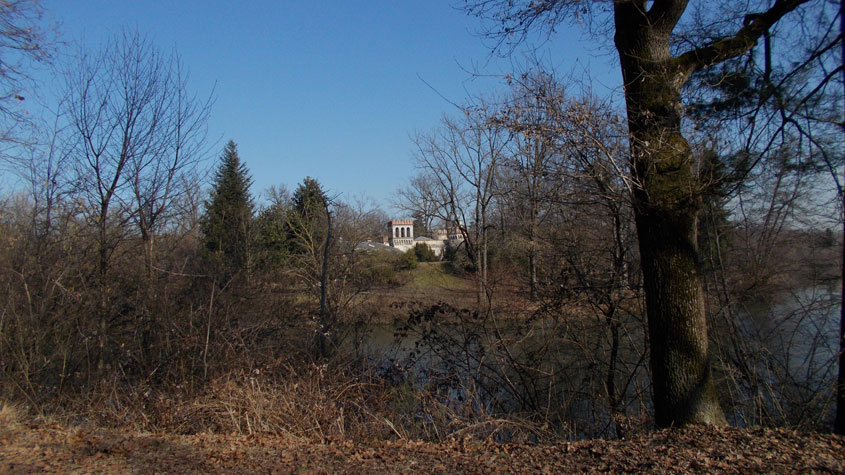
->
xmin=1 ymin=420 xmax=841 ymax=473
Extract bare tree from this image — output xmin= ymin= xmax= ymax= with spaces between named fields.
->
xmin=546 ymin=89 xmax=643 ymax=433
xmin=564 ymin=96 xmax=642 ymax=421
xmin=127 ymin=55 xmax=213 ymax=276
xmin=66 ymin=30 xmax=213 ymax=276
xmin=395 ymin=173 xmax=441 ymax=234
xmin=0 ymin=0 xmax=52 ymax=154
xmin=11 ymin=99 xmax=75 ymax=242
xmin=680 ymin=0 xmax=842 ymax=431
xmin=497 ymin=71 xmax=566 ymax=300
xmin=65 ymin=30 xmax=213 ymax=370
xmin=326 ymin=196 xmax=390 ymax=313
xmin=411 ymin=104 xmax=510 ymax=307
xmin=837 ymin=0 xmax=844 ymax=436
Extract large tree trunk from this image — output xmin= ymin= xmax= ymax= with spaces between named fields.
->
xmin=614 ymin=3 xmax=726 ymax=427
xmin=633 ymin=186 xmax=725 ymax=426
xmin=835 ymin=0 xmax=845 ymax=436
xmin=835 ymin=182 xmax=844 ymax=435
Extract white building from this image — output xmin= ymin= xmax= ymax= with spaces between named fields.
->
xmin=387 ymin=219 xmax=415 ymax=250
xmin=386 ymin=219 xmax=463 ymax=257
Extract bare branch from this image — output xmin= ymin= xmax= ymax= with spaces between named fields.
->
xmin=675 ymin=0 xmax=811 ymax=81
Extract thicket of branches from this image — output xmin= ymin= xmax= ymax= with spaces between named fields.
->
xmin=395 ymin=61 xmax=841 ymax=435
xmin=0 ymin=0 xmax=842 ymax=441
xmin=0 ymin=27 xmax=401 ymax=433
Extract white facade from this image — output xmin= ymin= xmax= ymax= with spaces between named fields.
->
xmin=387 ymin=219 xmax=415 ymax=250
xmin=386 ymin=219 xmax=463 ymax=257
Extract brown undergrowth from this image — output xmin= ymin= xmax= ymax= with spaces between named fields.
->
xmin=15 ymin=350 xmax=563 ymax=446
xmin=1 ymin=414 xmax=841 ymax=473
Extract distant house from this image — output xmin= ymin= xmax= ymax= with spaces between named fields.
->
xmin=385 ymin=219 xmax=463 ymax=257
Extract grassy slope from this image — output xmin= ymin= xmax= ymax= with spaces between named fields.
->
xmin=353 ymin=261 xmax=536 ymax=324
xmin=347 ymin=261 xmax=481 ymax=324
xmin=403 ymin=262 xmax=472 ymax=292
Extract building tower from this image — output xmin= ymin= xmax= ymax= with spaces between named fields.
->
xmin=387 ymin=219 xmax=414 ymax=251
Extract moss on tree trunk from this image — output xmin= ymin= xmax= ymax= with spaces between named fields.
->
xmin=615 ymin=5 xmax=726 ymax=427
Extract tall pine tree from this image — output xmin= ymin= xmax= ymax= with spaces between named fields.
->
xmin=200 ymin=140 xmax=255 ymax=275
xmin=286 ymin=177 xmax=328 ymax=255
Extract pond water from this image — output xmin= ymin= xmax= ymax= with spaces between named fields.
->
xmin=336 ymin=306 xmax=652 ymax=439
xmin=333 ymin=285 xmax=841 ymax=435
xmin=730 ymin=284 xmax=841 ymax=426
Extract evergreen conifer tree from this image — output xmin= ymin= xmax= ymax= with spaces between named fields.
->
xmin=286 ymin=177 xmax=328 ymax=254
xmin=255 ymin=201 xmax=290 ymax=268
xmin=200 ymin=140 xmax=255 ymax=274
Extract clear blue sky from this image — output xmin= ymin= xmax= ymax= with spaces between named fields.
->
xmin=42 ymin=1 xmax=622 ymax=211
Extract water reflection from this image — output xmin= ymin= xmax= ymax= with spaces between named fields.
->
xmin=337 ymin=285 xmax=840 ymax=438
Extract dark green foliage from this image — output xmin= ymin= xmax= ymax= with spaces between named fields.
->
xmin=200 ymin=140 xmax=255 ymax=274
xmin=413 ymin=243 xmax=437 ymax=262
xmin=443 ymin=244 xmax=464 ymax=275
xmin=443 ymin=243 xmax=473 ymax=275
xmin=443 ymin=243 xmax=458 ymax=263
xmin=686 ymin=60 xmax=762 ymax=121
xmin=411 ymin=211 xmax=427 ymax=237
xmin=255 ymin=201 xmax=289 ymax=268
xmin=292 ymin=177 xmax=328 ymax=214
xmin=355 ymin=250 xmax=400 ymax=287
xmin=821 ymin=228 xmax=834 ymax=248
xmin=398 ymin=249 xmax=418 ymax=270
xmin=287 ymin=177 xmax=328 ymax=254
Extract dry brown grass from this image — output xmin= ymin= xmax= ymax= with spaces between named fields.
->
xmin=31 ymin=359 xmax=401 ymax=442
xmin=12 ymin=352 xmax=567 ymax=446
xmin=0 ymin=401 xmax=23 ymax=430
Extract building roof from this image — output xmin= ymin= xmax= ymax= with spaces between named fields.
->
xmin=355 ymin=241 xmax=403 ymax=254
xmin=387 ymin=219 xmax=414 ymax=226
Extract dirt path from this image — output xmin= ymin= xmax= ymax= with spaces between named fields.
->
xmin=1 ymin=421 xmax=841 ymax=473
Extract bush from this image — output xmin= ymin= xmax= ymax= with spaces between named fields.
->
xmin=357 ymin=256 xmax=398 ymax=287
xmin=413 ymin=243 xmax=437 ymax=262
xmin=397 ymin=249 xmax=418 ymax=270
xmin=443 ymin=243 xmax=472 ymax=275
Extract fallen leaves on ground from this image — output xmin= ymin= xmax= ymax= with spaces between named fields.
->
xmin=0 ymin=421 xmax=841 ymax=473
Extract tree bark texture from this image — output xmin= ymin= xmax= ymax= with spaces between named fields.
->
xmin=835 ymin=0 xmax=845 ymax=436
xmin=614 ymin=1 xmax=726 ymax=427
